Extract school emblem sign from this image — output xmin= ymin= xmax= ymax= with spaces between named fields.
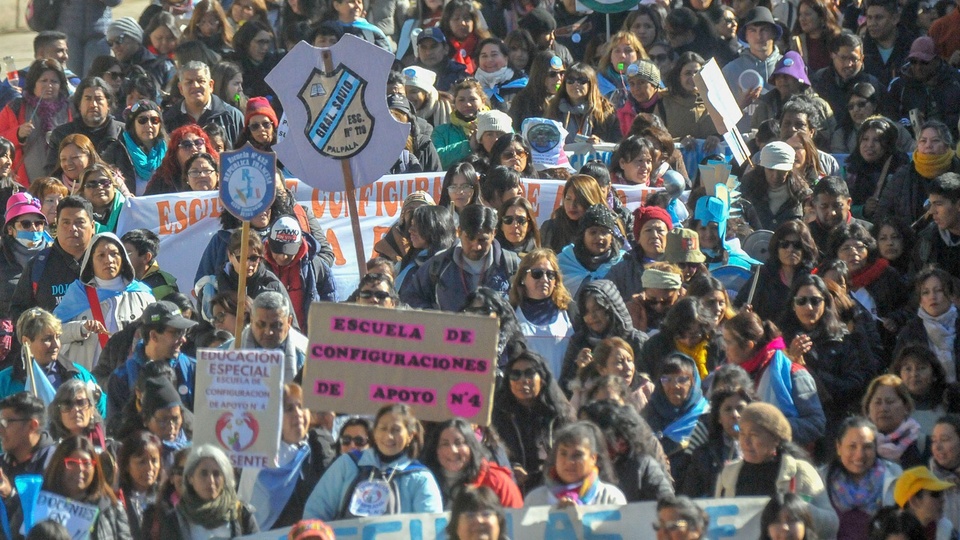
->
xmin=299 ymin=66 xmax=374 ymax=159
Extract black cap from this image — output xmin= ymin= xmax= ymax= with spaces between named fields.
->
xmin=387 ymin=93 xmax=414 ymax=118
xmin=579 ymin=204 xmax=619 ymax=234
xmin=738 ymin=7 xmax=782 ymax=41
xmin=139 ymin=301 xmax=198 ymax=330
xmin=141 ymin=376 xmax=182 ymax=419
xmin=519 ymin=7 xmax=557 ymax=36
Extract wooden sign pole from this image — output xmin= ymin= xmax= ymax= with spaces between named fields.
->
xmin=234 ymin=220 xmax=251 ymax=347
xmin=322 ymin=49 xmax=367 ymax=280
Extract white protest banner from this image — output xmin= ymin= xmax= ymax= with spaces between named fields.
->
xmin=305 ymin=303 xmax=499 ymax=424
xmin=237 ymin=497 xmax=768 ymax=540
xmin=30 ymin=491 xmax=99 ymax=540
xmin=193 ymin=349 xmax=284 ymax=468
xmin=115 ymin=175 xmax=660 ymax=299
xmin=694 ymin=58 xmax=744 ymax=135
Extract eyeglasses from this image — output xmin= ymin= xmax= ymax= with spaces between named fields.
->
xmin=847 ymin=100 xmax=871 ymax=111
xmin=645 ymin=297 xmax=675 ymax=307
xmin=17 ymin=219 xmax=44 ymax=228
xmin=165 ymin=328 xmax=187 ymax=340
xmin=137 ymin=115 xmax=161 ymax=126
xmin=58 ymin=398 xmax=90 ymax=412
xmin=178 ymin=139 xmax=206 ymax=150
xmin=249 ymin=120 xmax=273 ymax=131
xmin=232 ymin=253 xmax=262 ymax=263
xmin=187 ymin=168 xmax=216 ymax=178
xmin=358 ymin=290 xmax=392 ymax=302
xmin=839 ymin=243 xmax=868 ymax=255
xmin=103 ymin=70 xmax=123 ymax=80
xmin=547 ymin=70 xmax=565 ymax=78
xmin=151 ymin=415 xmax=182 ymax=427
xmin=778 ymin=240 xmax=802 ymax=250
xmin=83 ymin=179 xmax=111 ymax=189
xmin=508 ymin=368 xmax=538 ymax=381
xmin=64 ymin=457 xmax=94 ymax=470
xmin=501 ymin=149 xmax=527 ymax=159
xmin=340 ymin=435 xmax=369 ymax=447
xmin=502 ymin=215 xmax=528 ymax=226
xmin=527 ymin=268 xmax=557 ymax=281
xmin=565 ymin=76 xmax=589 ymax=85
xmin=652 ymin=520 xmax=689 ymax=532
xmin=793 ymin=296 xmax=824 ymax=308
xmin=660 ymin=375 xmax=692 ymax=386
xmin=0 ymin=417 xmax=30 ymax=429
xmin=447 ymin=184 xmax=474 ymax=194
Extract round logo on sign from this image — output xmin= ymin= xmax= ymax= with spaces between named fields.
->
xmin=348 ymin=480 xmax=391 ymax=516
xmin=526 ymin=123 xmax=562 ymax=153
xmin=219 ymin=143 xmax=277 ymax=221
xmin=215 ymin=411 xmax=260 ymax=452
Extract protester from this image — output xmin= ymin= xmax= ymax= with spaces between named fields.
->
xmin=116 ymin=431 xmax=162 ymax=539
xmin=893 ymin=465 xmax=956 ymax=539
xmin=118 ymin=100 xmax=167 ymax=196
xmin=445 ymin=486 xmax=509 ymax=540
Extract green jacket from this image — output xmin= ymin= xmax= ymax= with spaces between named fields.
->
xmin=142 ymin=262 xmax=179 ymax=301
xmin=432 ymin=122 xmax=471 ymax=170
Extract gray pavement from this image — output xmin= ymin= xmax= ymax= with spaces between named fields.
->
xmin=0 ymin=0 xmax=150 ymax=75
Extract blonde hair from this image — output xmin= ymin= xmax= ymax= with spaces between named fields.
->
xmin=509 ymin=248 xmax=572 ymax=309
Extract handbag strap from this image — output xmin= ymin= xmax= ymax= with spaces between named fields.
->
xmin=84 ymin=285 xmax=110 ymax=349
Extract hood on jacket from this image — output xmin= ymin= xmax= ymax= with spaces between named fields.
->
xmin=576 ymin=279 xmax=635 ymax=336
xmin=79 ymin=232 xmax=136 ymax=284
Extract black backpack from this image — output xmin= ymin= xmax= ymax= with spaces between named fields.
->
xmin=336 ymin=451 xmax=429 ymax=520
xmin=26 ymin=0 xmax=62 ymax=32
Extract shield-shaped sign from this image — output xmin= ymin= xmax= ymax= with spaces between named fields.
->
xmin=219 ymin=143 xmax=277 ymax=221
xmin=298 ymin=66 xmax=375 ymax=159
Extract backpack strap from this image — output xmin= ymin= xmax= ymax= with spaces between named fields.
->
xmin=84 ymin=285 xmax=110 ymax=349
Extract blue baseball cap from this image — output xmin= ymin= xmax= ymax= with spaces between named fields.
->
xmin=417 ymin=27 xmax=446 ymax=45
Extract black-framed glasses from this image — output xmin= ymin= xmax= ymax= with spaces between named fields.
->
xmin=137 ymin=115 xmax=161 ymax=126
xmin=0 ymin=417 xmax=29 ymax=429
xmin=847 ymin=100 xmax=870 ymax=111
xmin=340 ymin=435 xmax=369 ymax=447
xmin=212 ymin=311 xmax=228 ymax=323
xmin=508 ymin=368 xmax=538 ymax=381
xmin=58 ymin=398 xmax=90 ymax=412
xmin=527 ymin=268 xmax=557 ymax=281
xmin=501 ymin=149 xmax=527 ymax=159
xmin=502 ymin=215 xmax=528 ymax=226
xmin=178 ymin=139 xmax=206 ymax=150
xmin=232 ymin=253 xmax=262 ymax=263
xmin=358 ymin=290 xmax=392 ymax=302
xmin=17 ymin=219 xmax=44 ymax=228
xmin=103 ymin=70 xmax=123 ymax=80
xmin=547 ymin=70 xmax=565 ymax=78
xmin=793 ymin=296 xmax=824 ymax=308
xmin=778 ymin=240 xmax=803 ymax=250
xmin=187 ymin=168 xmax=216 ymax=178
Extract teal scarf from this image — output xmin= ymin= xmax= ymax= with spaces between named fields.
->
xmin=122 ymin=132 xmax=166 ymax=182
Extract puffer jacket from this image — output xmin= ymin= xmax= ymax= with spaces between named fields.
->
xmin=90 ymin=497 xmax=133 ymax=540
xmin=53 ymin=233 xmax=155 ymax=371
xmin=717 ymin=453 xmax=839 ymax=539
xmin=559 ymin=279 xmax=649 ymax=391
xmin=614 ymin=452 xmax=674 ymax=502
xmin=876 ymin=157 xmax=960 ymax=225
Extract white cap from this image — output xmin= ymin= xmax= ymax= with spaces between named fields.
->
xmin=758 ymin=141 xmax=796 ymax=171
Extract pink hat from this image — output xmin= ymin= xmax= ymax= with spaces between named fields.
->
xmin=4 ymin=192 xmax=45 ymax=227
xmin=908 ymin=36 xmax=937 ymax=63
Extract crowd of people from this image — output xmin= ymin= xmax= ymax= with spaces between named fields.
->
xmin=1 ymin=0 xmax=960 ymax=537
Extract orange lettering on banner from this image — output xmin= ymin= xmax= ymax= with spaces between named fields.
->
xmin=157 ymin=197 xmax=223 ymax=236
xmin=525 ymin=183 xmax=542 ymax=218
xmin=358 ymin=185 xmax=374 ymax=217
xmin=552 ymin=186 xmax=564 ymax=214
xmin=371 ymin=226 xmax=390 ymax=256
xmin=311 ymin=189 xmax=326 ymax=219
xmin=326 ymin=229 xmax=347 ymax=266
xmin=380 ymin=182 xmax=399 ymax=217
xmin=158 ymin=200 xmax=176 ymax=235
xmin=329 ymin=192 xmax=346 ymax=218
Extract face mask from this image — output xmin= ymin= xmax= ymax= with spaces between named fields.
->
xmin=15 ymin=230 xmax=43 ymax=247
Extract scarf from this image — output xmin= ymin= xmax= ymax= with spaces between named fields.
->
xmin=93 ymin=275 xmax=128 ymax=292
xmin=914 ymin=150 xmax=955 ymax=179
xmin=602 ymin=66 xmax=627 ymax=91
xmin=449 ymin=33 xmax=479 ymax=73
xmin=676 ymin=339 xmax=710 ymax=379
xmin=178 ymin=482 xmax=240 ymax=529
xmin=521 ymin=297 xmax=560 ymax=326
xmin=250 ymin=444 xmax=310 ymax=530
xmin=828 ymin=459 xmax=886 ymax=514
xmin=877 ymin=417 xmax=921 ymax=461
xmin=548 ymin=467 xmax=600 ymax=505
xmin=918 ymin=304 xmax=958 ymax=379
xmin=475 ymin=66 xmax=514 ymax=90
xmin=9 ymin=237 xmax=44 ymax=268
xmin=850 ymin=257 xmax=889 ymax=290
xmin=648 ymin=355 xmax=708 ymax=444
xmin=450 ymin=110 xmax=480 ymax=138
xmin=23 ymin=93 xmax=68 ymax=132
xmin=740 ymin=338 xmax=800 ymax=418
xmin=147 ymin=44 xmax=175 ymax=60
xmin=122 ymin=132 xmax=166 ymax=182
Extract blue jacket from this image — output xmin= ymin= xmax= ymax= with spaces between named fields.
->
xmin=0 ymin=359 xmax=106 ymax=417
xmin=106 ymin=340 xmax=196 ymax=419
xmin=302 ymin=449 xmax=442 ymax=521
xmin=399 ymin=241 xmax=520 ymax=312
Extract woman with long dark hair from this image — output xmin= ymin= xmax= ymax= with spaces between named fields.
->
xmin=117 ymin=431 xmax=163 ymax=539
xmin=509 ymin=52 xmax=565 ymax=130
xmin=226 ymin=21 xmax=282 ymax=107
xmin=118 ymin=100 xmax=167 ymax=196
xmin=546 ymin=62 xmax=621 ymax=144
xmin=394 ymin=205 xmax=457 ymax=290
xmin=539 ymin=174 xmax=605 ymax=253
xmin=489 ymin=134 xmax=537 ymax=178
xmin=639 ymin=296 xmax=723 ymax=380
xmin=496 ymin=196 xmax=539 ymax=255
xmin=844 ymin=116 xmax=911 ymax=220
xmin=183 ymin=0 xmax=235 ymax=56
xmin=660 ymin=52 xmax=717 ymax=143
xmin=436 ymin=161 xmax=481 ymax=222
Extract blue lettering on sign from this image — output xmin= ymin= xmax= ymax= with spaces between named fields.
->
xmin=309 ymin=72 xmax=360 ymax=151
xmin=361 ymin=520 xmax=402 ymax=539
xmin=332 ymin=526 xmax=358 ymax=537
xmin=434 ymin=516 xmax=449 ymax=540
xmin=705 ymin=504 xmax=740 ymax=539
xmin=582 ymin=509 xmax=623 ymax=540
xmin=544 ymin=512 xmax=578 ymax=540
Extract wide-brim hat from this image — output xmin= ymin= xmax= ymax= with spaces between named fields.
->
xmin=737 ymin=7 xmax=782 ymax=41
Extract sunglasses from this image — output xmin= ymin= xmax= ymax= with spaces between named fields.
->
xmin=103 ymin=70 xmax=123 ymax=80
xmin=179 ymin=139 xmax=206 ymax=150
xmin=547 ymin=70 xmax=565 ymax=78
xmin=249 ymin=120 xmax=273 ymax=131
xmin=793 ymin=296 xmax=824 ymax=308
xmin=778 ymin=240 xmax=803 ymax=250
xmin=83 ymin=179 xmax=111 ymax=189
xmin=645 ymin=297 xmax=674 ymax=307
xmin=565 ymin=76 xmax=589 ymax=85
xmin=508 ymin=368 xmax=538 ymax=381
xmin=358 ymin=290 xmax=392 ymax=301
xmin=340 ymin=435 xmax=369 ymax=447
xmin=526 ymin=268 xmax=557 ymax=281
xmin=501 ymin=149 xmax=527 ymax=159
xmin=502 ymin=215 xmax=528 ymax=226
xmin=17 ymin=219 xmax=44 ymax=228
xmin=58 ymin=398 xmax=90 ymax=412
xmin=232 ymin=253 xmax=262 ymax=263
xmin=648 ymin=54 xmax=670 ymax=63
xmin=652 ymin=520 xmax=689 ymax=532
xmin=137 ymin=115 xmax=161 ymax=126
xmin=847 ymin=100 xmax=871 ymax=111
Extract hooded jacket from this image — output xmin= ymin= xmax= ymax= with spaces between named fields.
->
xmin=887 ymin=61 xmax=960 ymax=136
xmin=9 ymin=239 xmax=84 ymax=320
xmin=53 ymin=232 xmax=155 ymax=371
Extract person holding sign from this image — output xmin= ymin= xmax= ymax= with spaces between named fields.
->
xmin=37 ymin=436 xmax=132 ymax=539
xmin=303 ymin=403 xmax=442 ymax=521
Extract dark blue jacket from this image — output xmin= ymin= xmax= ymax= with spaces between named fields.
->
xmin=106 ymin=340 xmax=196 ymax=420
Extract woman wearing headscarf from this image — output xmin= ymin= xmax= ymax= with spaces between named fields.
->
xmin=557 ymin=204 xmax=626 ymax=299
xmin=53 ymin=232 xmax=154 ymax=371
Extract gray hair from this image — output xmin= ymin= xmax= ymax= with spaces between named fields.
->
xmin=253 ymin=291 xmax=289 ymax=317
xmin=919 ymin=120 xmax=955 ymax=148
xmin=178 ymin=60 xmax=211 ymax=79
xmin=48 ymin=379 xmax=101 ymax=440
xmin=184 ymin=443 xmax=236 ymax=493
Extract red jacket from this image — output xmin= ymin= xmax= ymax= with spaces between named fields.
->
xmin=471 ymin=460 xmax=523 ymax=509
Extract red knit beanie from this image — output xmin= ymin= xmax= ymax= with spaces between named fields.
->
xmin=244 ymin=96 xmax=278 ymax=128
xmin=633 ymin=205 xmax=674 ymax=240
